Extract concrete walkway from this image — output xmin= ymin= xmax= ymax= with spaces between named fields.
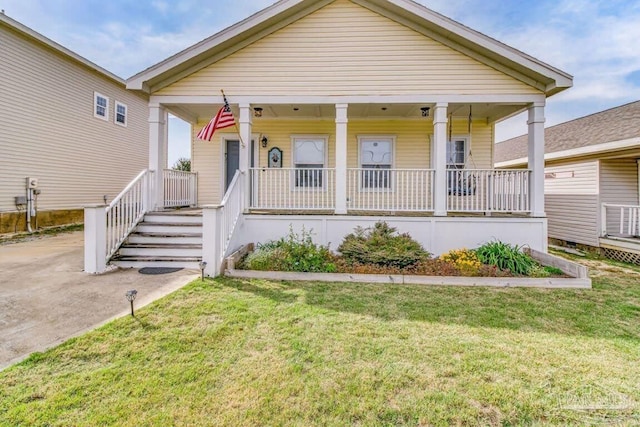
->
xmin=0 ymin=231 xmax=198 ymax=370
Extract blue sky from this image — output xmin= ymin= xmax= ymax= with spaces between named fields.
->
xmin=3 ymin=0 xmax=640 ymax=165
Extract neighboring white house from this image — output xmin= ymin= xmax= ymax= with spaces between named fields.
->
xmin=496 ymin=101 xmax=640 ymax=263
xmin=0 ymin=12 xmax=149 ymax=234
xmin=85 ymin=0 xmax=573 ymax=275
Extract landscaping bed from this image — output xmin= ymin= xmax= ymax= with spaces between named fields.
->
xmin=229 ymin=222 xmax=590 ymax=288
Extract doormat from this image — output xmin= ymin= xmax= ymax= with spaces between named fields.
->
xmin=139 ymin=267 xmax=184 ymax=275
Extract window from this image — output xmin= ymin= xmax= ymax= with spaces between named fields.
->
xmin=115 ymin=101 xmax=127 ymax=126
xmin=447 ymin=137 xmax=468 ymax=169
xmin=94 ymin=92 xmax=109 ymax=121
xmin=359 ymin=136 xmax=394 ymax=189
xmin=292 ymin=136 xmax=327 ymax=188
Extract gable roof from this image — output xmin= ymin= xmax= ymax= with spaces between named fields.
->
xmin=127 ymin=0 xmax=573 ymax=95
xmin=0 ymin=12 xmax=125 ymax=86
xmin=495 ymin=101 xmax=640 ymax=166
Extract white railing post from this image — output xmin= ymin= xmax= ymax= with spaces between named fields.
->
xmin=433 ymin=103 xmax=448 ymax=216
xmin=84 ymin=205 xmax=107 ymax=274
xmin=335 ymin=104 xmax=349 ymax=214
xmin=202 ymin=205 xmax=221 ymax=277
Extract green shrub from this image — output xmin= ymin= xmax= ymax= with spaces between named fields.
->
xmin=337 ymin=222 xmax=430 ymax=269
xmin=241 ymin=227 xmax=336 ymax=273
xmin=475 ymin=240 xmax=535 ymax=276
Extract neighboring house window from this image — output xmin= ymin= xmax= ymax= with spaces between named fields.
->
xmin=359 ymin=136 xmax=394 ymax=189
xmin=447 ymin=137 xmax=468 ymax=169
xmin=292 ymin=136 xmax=327 ymax=188
xmin=115 ymin=101 xmax=127 ymax=126
xmin=94 ymin=92 xmax=109 ymax=121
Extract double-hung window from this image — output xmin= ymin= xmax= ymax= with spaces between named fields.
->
xmin=359 ymin=136 xmax=394 ymax=190
xmin=94 ymin=92 xmax=109 ymax=121
xmin=115 ymin=101 xmax=127 ymax=126
xmin=447 ymin=137 xmax=472 ymax=195
xmin=293 ymin=136 xmax=327 ymax=189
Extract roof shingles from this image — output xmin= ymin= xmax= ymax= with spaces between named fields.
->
xmin=495 ymin=101 xmax=640 ymax=163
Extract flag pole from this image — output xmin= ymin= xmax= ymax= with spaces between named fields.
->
xmin=221 ymin=89 xmax=246 ymax=148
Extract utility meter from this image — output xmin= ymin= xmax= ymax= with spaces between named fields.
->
xmin=27 ymin=177 xmax=39 ymax=189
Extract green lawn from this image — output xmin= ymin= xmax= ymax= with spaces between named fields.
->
xmin=1 ymin=259 xmax=639 ymax=426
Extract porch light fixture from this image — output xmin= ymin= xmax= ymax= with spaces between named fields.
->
xmin=125 ymin=290 xmax=137 ymax=317
xmin=253 ymin=107 xmax=263 ymax=117
xmin=261 ymin=136 xmax=269 ymax=148
xmin=420 ymin=107 xmax=431 ymax=117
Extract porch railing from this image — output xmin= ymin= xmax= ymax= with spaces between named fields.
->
xmin=164 ymin=169 xmax=198 ymax=208
xmin=106 ymin=169 xmax=155 ymax=261
xmin=447 ymin=169 xmax=531 ymax=213
xmin=347 ymin=168 xmax=435 ymax=212
xmin=219 ymin=171 xmax=244 ymax=260
xmin=249 ymin=168 xmax=336 ymax=210
xmin=601 ymin=203 xmax=640 ymax=238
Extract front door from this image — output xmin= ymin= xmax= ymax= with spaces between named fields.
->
xmin=225 ymin=139 xmax=256 ymax=191
xmin=225 ymin=140 xmax=240 ymax=191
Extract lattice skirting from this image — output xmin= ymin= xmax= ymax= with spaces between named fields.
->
xmin=603 ymin=248 xmax=640 ymax=265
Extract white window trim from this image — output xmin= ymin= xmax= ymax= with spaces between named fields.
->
xmin=291 ymin=135 xmax=329 ymax=191
xmin=115 ymin=101 xmax=127 ymax=127
xmin=357 ymin=135 xmax=396 ymax=192
xmin=447 ymin=135 xmax=470 ymax=169
xmin=94 ymin=92 xmax=109 ymax=121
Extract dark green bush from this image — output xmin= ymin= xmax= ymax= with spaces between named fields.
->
xmin=241 ymin=227 xmax=336 ymax=273
xmin=337 ymin=222 xmax=430 ymax=269
xmin=475 ymin=240 xmax=535 ymax=276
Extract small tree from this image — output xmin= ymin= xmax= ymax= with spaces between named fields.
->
xmin=172 ymin=158 xmax=191 ymax=172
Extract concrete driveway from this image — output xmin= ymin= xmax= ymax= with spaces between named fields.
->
xmin=0 ymin=231 xmax=198 ymax=370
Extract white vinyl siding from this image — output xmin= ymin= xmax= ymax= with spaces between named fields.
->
xmin=599 ymin=159 xmax=639 ymax=206
xmin=0 ymin=23 xmax=148 ymax=213
xmin=543 ymin=161 xmax=599 ymax=246
xmin=156 ymin=0 xmax=540 ymax=97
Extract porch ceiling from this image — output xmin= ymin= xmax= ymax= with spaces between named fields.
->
xmin=167 ymin=102 xmax=526 ymax=124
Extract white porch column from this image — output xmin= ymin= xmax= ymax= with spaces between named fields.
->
xmin=528 ymin=102 xmax=546 ymax=217
xmin=335 ymin=103 xmax=348 ymax=214
xmin=149 ymin=104 xmax=168 ymax=210
xmin=238 ymin=103 xmax=252 ymax=211
xmin=84 ymin=205 xmax=107 ymax=274
xmin=432 ymin=103 xmax=448 ymax=216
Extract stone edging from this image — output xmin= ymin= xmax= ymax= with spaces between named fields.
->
xmin=225 ymin=269 xmax=592 ymax=289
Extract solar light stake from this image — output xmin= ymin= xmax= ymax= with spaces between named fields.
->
xmin=125 ymin=290 xmax=137 ymax=317
xmin=199 ymin=261 xmax=207 ymax=280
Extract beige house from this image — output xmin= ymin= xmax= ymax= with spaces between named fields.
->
xmin=85 ymin=0 xmax=573 ymax=274
xmin=0 ymin=13 xmax=149 ymax=234
xmin=496 ymin=101 xmax=640 ymax=263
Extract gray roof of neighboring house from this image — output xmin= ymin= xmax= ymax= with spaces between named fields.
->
xmin=495 ymin=100 xmax=640 ymax=164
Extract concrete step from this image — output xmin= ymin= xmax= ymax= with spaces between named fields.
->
xmin=119 ymin=244 xmax=202 ymax=258
xmin=128 ymin=234 xmax=202 ymax=245
xmin=144 ymin=213 xmax=202 ymax=225
xmin=111 ymin=256 xmax=201 ymax=270
xmin=135 ymin=223 xmax=202 ymax=235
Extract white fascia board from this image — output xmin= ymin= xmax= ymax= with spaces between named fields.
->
xmin=381 ymin=0 xmax=573 ymax=92
xmin=127 ymin=0 xmax=307 ymax=91
xmin=150 ymin=94 xmax=546 ymax=105
xmin=496 ymin=136 xmax=640 ymax=168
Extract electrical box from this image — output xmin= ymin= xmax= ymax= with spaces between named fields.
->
xmin=27 ymin=177 xmax=39 ymax=189
xmin=14 ymin=196 xmax=27 ymax=206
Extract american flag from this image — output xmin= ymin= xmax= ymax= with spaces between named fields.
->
xmin=197 ymin=95 xmax=236 ymax=141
